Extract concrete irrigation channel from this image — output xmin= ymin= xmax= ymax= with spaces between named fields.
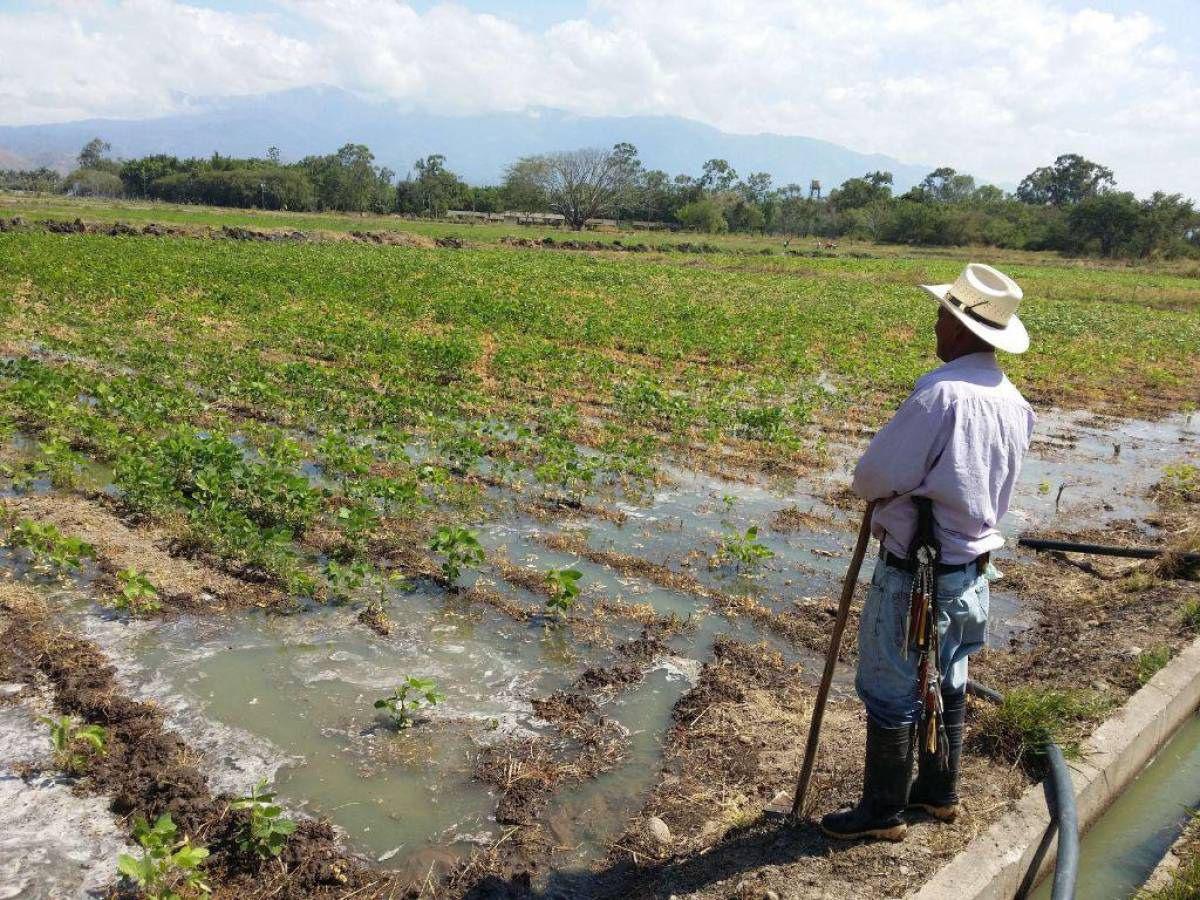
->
xmin=0 ymin=407 xmax=1196 ymax=898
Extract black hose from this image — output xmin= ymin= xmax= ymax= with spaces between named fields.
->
xmin=1017 ymin=537 xmax=1200 ymax=565
xmin=967 ymin=680 xmax=1079 ymax=900
xmin=1045 ymin=744 xmax=1079 ymax=900
xmin=966 ymin=679 xmax=1004 ymax=705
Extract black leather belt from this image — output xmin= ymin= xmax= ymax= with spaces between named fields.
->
xmin=883 ymin=549 xmax=989 ymax=576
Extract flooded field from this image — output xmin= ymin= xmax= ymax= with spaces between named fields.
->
xmin=2 ymin=406 xmax=1195 ymax=897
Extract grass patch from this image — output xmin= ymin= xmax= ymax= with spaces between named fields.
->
xmin=1182 ymin=599 xmax=1200 ymax=633
xmin=1119 ymin=569 xmax=1160 ymax=594
xmin=1157 ymin=462 xmax=1200 ymax=506
xmin=1136 ymin=646 xmax=1173 ymax=685
xmin=1138 ymin=837 xmax=1200 ymax=900
xmin=974 ymin=686 xmax=1112 ymax=766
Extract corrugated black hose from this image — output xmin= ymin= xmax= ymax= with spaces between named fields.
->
xmin=966 ymin=680 xmax=1078 ymax=900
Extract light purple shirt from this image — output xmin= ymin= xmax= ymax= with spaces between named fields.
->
xmin=852 ymin=352 xmax=1036 ymax=564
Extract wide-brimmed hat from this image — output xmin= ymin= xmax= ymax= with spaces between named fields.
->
xmin=921 ymin=263 xmax=1029 ymax=354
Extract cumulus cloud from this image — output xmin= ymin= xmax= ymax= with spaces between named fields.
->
xmin=0 ymin=0 xmax=1196 ymax=196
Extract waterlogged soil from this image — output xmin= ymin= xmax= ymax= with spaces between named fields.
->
xmin=0 ymin=581 xmax=398 ymax=898
xmin=0 ymin=408 xmax=1195 ymax=898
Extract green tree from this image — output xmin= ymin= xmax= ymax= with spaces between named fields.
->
xmin=1066 ymin=191 xmax=1141 ymax=257
xmin=396 ymin=154 xmax=469 ymax=216
xmin=1018 ymin=153 xmax=1115 ymax=206
xmin=917 ymin=167 xmax=976 ymax=203
xmin=119 ymin=155 xmax=184 ymax=197
xmin=77 ymin=137 xmax=112 ymax=170
xmin=1131 ymin=192 xmax=1198 ymax=258
xmin=830 ymin=171 xmax=893 ymax=211
xmin=700 ymin=158 xmax=738 ymax=192
xmin=301 ymin=143 xmax=393 ymax=212
xmin=63 ymin=169 xmax=123 ymax=197
xmin=504 ymin=144 xmax=640 ymax=229
xmin=501 ymin=156 xmax=551 ymax=212
xmin=725 ymin=198 xmax=765 ymax=232
xmin=677 ymin=197 xmax=728 ymax=233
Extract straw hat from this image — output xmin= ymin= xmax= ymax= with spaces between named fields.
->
xmin=921 ymin=263 xmax=1029 ymax=354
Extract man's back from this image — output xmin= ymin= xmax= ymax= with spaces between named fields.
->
xmin=852 ymin=351 xmax=1036 ymax=563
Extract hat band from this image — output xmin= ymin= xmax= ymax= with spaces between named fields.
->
xmin=946 ymin=291 xmax=1005 ymax=328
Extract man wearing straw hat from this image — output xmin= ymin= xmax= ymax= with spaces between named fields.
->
xmin=821 ymin=263 xmax=1036 ymax=841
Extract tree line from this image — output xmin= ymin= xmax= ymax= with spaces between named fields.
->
xmin=2 ymin=137 xmax=1196 ymax=259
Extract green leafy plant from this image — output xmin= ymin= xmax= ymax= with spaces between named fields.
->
xmin=429 ymin=525 xmax=484 ymax=584
xmin=324 ymin=557 xmax=370 ymax=603
xmin=374 ymin=676 xmax=446 ymax=728
xmin=228 ymin=779 xmax=297 ymax=857
xmin=112 ymin=567 xmax=162 ymax=615
xmin=544 ymin=567 xmax=583 ymax=617
xmin=1157 ymin=462 xmax=1200 ymax=505
xmin=1136 ymin=646 xmax=1171 ymax=685
xmin=37 ymin=435 xmax=86 ymax=489
xmin=6 ymin=518 xmax=95 ymax=574
xmin=334 ymin=502 xmax=379 ymax=556
xmin=716 ymin=525 xmax=774 ymax=571
xmin=41 ymin=715 xmax=106 ymax=774
xmin=117 ymin=813 xmax=210 ymax=899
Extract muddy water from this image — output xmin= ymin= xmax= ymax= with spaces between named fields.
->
xmin=2 ymin=408 xmax=1194 ymax=891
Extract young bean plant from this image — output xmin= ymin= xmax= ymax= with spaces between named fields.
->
xmin=716 ymin=525 xmax=774 ymax=571
xmin=6 ymin=518 xmax=95 ymax=574
xmin=117 ymin=813 xmax=210 ymax=899
xmin=429 ymin=525 xmax=485 ymax=584
xmin=375 ymin=676 xmax=446 ymax=729
xmin=112 ymin=567 xmax=162 ymax=615
xmin=228 ymin=779 xmax=297 ymax=857
xmin=544 ymin=567 xmax=583 ymax=618
xmin=41 ymin=715 xmax=106 ymax=774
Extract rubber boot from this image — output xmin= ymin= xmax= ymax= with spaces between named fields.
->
xmin=820 ymin=718 xmax=912 ymax=841
xmin=908 ymin=690 xmax=966 ymax=822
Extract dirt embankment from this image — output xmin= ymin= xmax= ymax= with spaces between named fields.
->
xmin=0 ymin=581 xmax=407 ymax=899
xmin=0 ymin=215 xmax=464 ymax=249
xmin=2 ymin=493 xmax=283 ymax=613
xmin=974 ymin=519 xmax=1200 ymax=697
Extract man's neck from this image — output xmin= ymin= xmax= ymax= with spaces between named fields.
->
xmin=942 ymin=347 xmax=996 ymax=365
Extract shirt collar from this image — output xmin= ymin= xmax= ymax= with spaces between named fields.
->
xmin=938 ymin=351 xmax=999 ymax=373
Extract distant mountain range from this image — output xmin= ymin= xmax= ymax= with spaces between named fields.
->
xmin=0 ymin=86 xmax=939 ymax=191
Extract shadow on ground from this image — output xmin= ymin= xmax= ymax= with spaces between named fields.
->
xmin=463 ymin=812 xmax=842 ymax=900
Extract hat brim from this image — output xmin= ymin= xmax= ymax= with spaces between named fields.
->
xmin=920 ymin=283 xmax=1029 ymax=354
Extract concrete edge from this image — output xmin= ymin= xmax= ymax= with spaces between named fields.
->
xmin=913 ymin=635 xmax=1200 ymax=900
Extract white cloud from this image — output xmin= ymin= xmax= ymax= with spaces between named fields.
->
xmin=0 ymin=0 xmax=1196 ymax=196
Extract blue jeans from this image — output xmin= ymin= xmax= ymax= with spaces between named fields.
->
xmin=855 ymin=557 xmax=989 ymax=727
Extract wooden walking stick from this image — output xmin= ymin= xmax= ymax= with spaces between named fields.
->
xmin=790 ymin=500 xmax=877 ymax=819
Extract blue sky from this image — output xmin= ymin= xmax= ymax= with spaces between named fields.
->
xmin=1 ymin=0 xmax=1196 ymax=196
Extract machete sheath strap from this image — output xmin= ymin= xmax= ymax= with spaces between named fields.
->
xmin=906 ymin=496 xmax=949 ymax=768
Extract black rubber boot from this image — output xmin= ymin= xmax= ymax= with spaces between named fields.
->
xmin=908 ymin=690 xmax=966 ymax=822
xmin=820 ymin=718 xmax=913 ymax=841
